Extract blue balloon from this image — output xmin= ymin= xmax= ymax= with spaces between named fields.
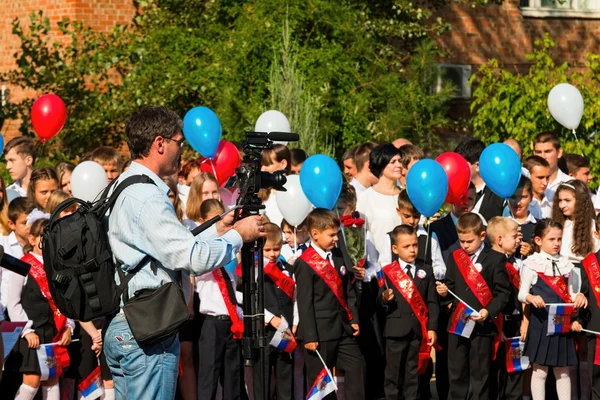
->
xmin=299 ymin=154 xmax=342 ymax=210
xmin=479 ymin=143 xmax=521 ymax=199
xmin=183 ymin=106 xmax=222 ymax=158
xmin=0 ymin=134 xmax=4 ymax=155
xmin=406 ymin=159 xmax=448 ymax=218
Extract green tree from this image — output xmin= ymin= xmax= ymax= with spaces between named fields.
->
xmin=470 ymin=34 xmax=600 ymax=187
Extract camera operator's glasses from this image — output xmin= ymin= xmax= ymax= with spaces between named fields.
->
xmin=164 ymin=137 xmax=185 ymax=149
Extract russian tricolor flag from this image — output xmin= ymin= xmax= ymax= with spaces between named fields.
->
xmin=269 ymin=316 xmax=297 ymax=353
xmin=376 ymin=264 xmax=385 ymax=288
xmin=547 ymin=304 xmax=575 ymax=336
xmin=306 ymin=368 xmax=336 ymax=400
xmin=448 ymin=302 xmax=480 ymax=338
xmin=505 ymin=337 xmax=530 ymax=373
xmin=36 ymin=343 xmax=60 ymax=381
xmin=78 ymin=365 xmax=104 ymax=400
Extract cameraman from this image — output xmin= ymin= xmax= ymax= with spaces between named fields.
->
xmin=104 ymin=106 xmax=265 ymax=399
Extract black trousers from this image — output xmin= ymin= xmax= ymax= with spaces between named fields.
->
xmin=384 ymin=333 xmax=421 ymax=400
xmin=197 ymin=316 xmax=242 ymax=400
xmin=303 ymin=335 xmax=366 ymax=400
xmin=266 ymin=332 xmax=294 ymax=400
xmin=435 ymin=307 xmax=451 ymax=400
xmin=588 ymin=336 xmax=600 ymax=400
xmin=489 ymin=317 xmax=523 ymax=400
xmin=448 ymin=334 xmax=494 ymax=400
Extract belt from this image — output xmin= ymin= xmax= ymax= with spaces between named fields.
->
xmin=204 ymin=315 xmax=231 ymax=321
xmin=504 ymin=314 xmax=523 ymax=321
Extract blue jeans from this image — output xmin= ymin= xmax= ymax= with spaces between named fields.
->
xmin=104 ymin=313 xmax=180 ymax=400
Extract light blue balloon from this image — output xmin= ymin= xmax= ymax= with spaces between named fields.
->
xmin=479 ymin=143 xmax=521 ymax=199
xmin=0 ymin=134 xmax=4 ymax=155
xmin=183 ymin=106 xmax=222 ymax=158
xmin=406 ymin=159 xmax=448 ymax=218
xmin=299 ymin=154 xmax=342 ymax=210
xmin=224 ymin=258 xmax=238 ymax=276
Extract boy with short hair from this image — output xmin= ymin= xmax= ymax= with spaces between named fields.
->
xmin=533 ymin=132 xmax=570 ymax=203
xmin=290 ymin=148 xmax=307 ymax=175
xmin=263 ymin=223 xmax=297 ymax=400
xmin=398 ymin=144 xmax=424 ymax=189
xmin=486 ymin=217 xmax=525 ymax=400
xmin=524 ymin=155 xmax=551 ymax=219
xmin=349 ymin=142 xmax=378 ymax=195
xmin=4 ymin=137 xmax=35 ymax=197
xmin=506 ymin=177 xmax=536 ymax=255
xmin=280 ymin=218 xmax=310 ymax=264
xmin=295 ymin=208 xmax=365 ymax=400
xmin=378 ymin=225 xmax=439 ymax=400
xmin=564 ymin=153 xmax=592 ymax=186
xmin=90 ymin=146 xmax=123 ymax=184
xmin=436 ymin=213 xmax=510 ymax=400
xmin=342 ymin=146 xmax=358 ymax=180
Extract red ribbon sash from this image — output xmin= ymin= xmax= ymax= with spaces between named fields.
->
xmin=506 ymin=263 xmax=520 ymax=291
xmin=452 ymin=249 xmax=503 ymax=358
xmin=301 ymin=247 xmax=354 ymax=322
xmin=22 ymin=253 xmax=70 ymax=371
xmin=212 ymin=268 xmax=244 ymax=339
xmin=264 ymin=262 xmax=295 ymax=300
xmin=582 ymin=253 xmax=600 ymax=307
xmin=383 ymin=261 xmax=431 ymax=375
xmin=537 ymin=273 xmax=572 ymax=303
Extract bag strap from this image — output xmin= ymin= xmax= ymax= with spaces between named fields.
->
xmin=97 ymin=174 xmax=156 ymax=215
xmin=117 ymin=255 xmax=152 ymax=303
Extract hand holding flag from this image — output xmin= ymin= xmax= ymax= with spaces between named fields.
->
xmin=546 ymin=303 xmax=575 ymax=336
xmin=268 ymin=316 xmax=297 ymax=353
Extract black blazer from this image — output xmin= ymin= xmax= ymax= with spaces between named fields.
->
xmin=578 ymin=251 xmax=600 ymax=332
xmin=445 ymin=246 xmax=510 ymax=336
xmin=295 ymin=247 xmax=359 ymax=343
xmin=477 ymin=186 xmax=505 ymax=222
xmin=430 ymin=214 xmax=459 ymax=264
xmin=377 ymin=264 xmax=439 ymax=339
xmin=264 ymin=260 xmax=295 ymax=327
xmin=503 ymin=256 xmax=523 ymax=316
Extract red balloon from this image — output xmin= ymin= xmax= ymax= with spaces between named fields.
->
xmin=200 ymin=140 xmax=241 ymax=187
xmin=31 ymin=94 xmax=67 ymax=142
xmin=435 ymin=152 xmax=471 ymax=204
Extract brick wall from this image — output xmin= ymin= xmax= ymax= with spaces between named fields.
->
xmin=0 ymin=0 xmax=135 ymax=139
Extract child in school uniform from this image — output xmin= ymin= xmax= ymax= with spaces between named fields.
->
xmin=378 ymin=224 xmax=438 ymax=400
xmin=506 ymin=176 xmax=537 ymax=250
xmin=280 ymin=218 xmax=310 ymax=264
xmin=518 ymin=219 xmax=587 ymax=400
xmin=436 ymin=213 xmax=510 ymax=400
xmin=263 ymin=223 xmax=297 ymax=400
xmin=8 ymin=216 xmax=75 ymax=400
xmin=295 ymin=208 xmax=365 ymax=400
xmin=486 ymin=217 xmax=525 ymax=400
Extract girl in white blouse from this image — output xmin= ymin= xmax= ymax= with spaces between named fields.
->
xmin=518 ymin=219 xmax=587 ymax=400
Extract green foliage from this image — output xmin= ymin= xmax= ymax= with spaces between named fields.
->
xmin=470 ymin=33 xmax=600 ymax=187
xmin=1 ymin=0 xmax=485 ymax=162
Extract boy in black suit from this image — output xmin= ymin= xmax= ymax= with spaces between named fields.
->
xmin=436 ymin=213 xmax=510 ymax=400
xmin=295 ymin=208 xmax=365 ymax=400
xmin=379 ymin=225 xmax=439 ymax=400
xmin=263 ymin=223 xmax=296 ymax=400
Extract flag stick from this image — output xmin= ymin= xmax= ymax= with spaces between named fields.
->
xmin=545 ymin=303 xmax=575 ymax=307
xmin=582 ymin=328 xmax=600 ymax=336
xmin=446 ymin=288 xmax=480 ymax=317
xmin=315 ymin=349 xmax=338 ymax=391
xmin=42 ymin=339 xmax=80 ymax=346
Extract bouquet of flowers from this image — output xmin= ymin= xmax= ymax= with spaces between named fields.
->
xmin=339 ymin=212 xmax=366 ymax=266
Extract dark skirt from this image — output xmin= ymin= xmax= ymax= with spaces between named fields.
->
xmin=524 ymin=308 xmax=577 ymax=367
xmin=15 ymin=323 xmax=56 ymax=374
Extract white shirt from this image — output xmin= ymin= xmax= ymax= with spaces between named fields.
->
xmin=545 ymin=169 xmax=571 ymax=205
xmin=356 ymin=187 xmax=402 ymax=265
xmin=0 ymin=232 xmax=25 ymax=316
xmin=472 ymin=184 xmax=487 ymax=215
xmin=470 ymin=242 xmax=485 ymax=264
xmin=196 ymin=268 xmax=243 ymax=318
xmin=7 ymin=181 xmax=27 ymax=198
xmin=398 ymin=259 xmax=415 ymax=279
xmin=349 ymin=178 xmax=367 ymax=196
xmin=177 ymin=183 xmax=190 ymax=218
xmin=518 ymin=251 xmax=578 ymax=303
xmin=281 ymin=240 xmax=310 ymax=263
xmin=311 ymin=243 xmax=333 ymax=264
xmin=560 ymin=219 xmax=600 ymax=264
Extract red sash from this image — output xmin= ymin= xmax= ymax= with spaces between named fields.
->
xmin=212 ymin=268 xmax=244 ymax=339
xmin=383 ymin=261 xmax=431 ymax=375
xmin=22 ymin=253 xmax=70 ymax=372
xmin=301 ymin=247 xmax=354 ymax=322
xmin=264 ymin=262 xmax=295 ymax=300
xmin=537 ymin=273 xmax=572 ymax=303
xmin=453 ymin=249 xmax=503 ymax=358
xmin=506 ymin=262 xmax=520 ymax=290
xmin=582 ymin=253 xmax=600 ymax=307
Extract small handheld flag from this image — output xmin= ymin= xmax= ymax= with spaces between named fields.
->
xmin=306 ymin=368 xmax=337 ymax=400
xmin=448 ymin=302 xmax=480 ymax=338
xmin=268 ymin=316 xmax=297 ymax=353
xmin=78 ymin=365 xmax=104 ymax=400
xmin=505 ymin=337 xmax=530 ymax=373
xmin=37 ymin=343 xmax=61 ymax=381
xmin=546 ymin=303 xmax=575 ymax=336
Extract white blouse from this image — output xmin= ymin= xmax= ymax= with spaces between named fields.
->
xmin=518 ymin=251 xmax=578 ymax=304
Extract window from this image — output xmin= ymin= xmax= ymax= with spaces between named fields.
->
xmin=433 ymin=65 xmax=472 ymax=100
xmin=522 ymin=0 xmax=600 ymax=17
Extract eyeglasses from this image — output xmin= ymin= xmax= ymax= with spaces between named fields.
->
xmin=163 ymin=137 xmax=185 ymax=149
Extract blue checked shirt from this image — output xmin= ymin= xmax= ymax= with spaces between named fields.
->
xmin=108 ymin=162 xmax=243 ymax=300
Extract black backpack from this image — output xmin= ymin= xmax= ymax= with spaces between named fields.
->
xmin=42 ymin=175 xmax=155 ymax=322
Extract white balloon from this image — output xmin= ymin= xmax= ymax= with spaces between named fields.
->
xmin=71 ymin=161 xmax=109 ymax=202
xmin=254 ymin=110 xmax=292 ymax=146
xmin=275 ymin=175 xmax=312 ymax=226
xmin=548 ymin=83 xmax=584 ymax=130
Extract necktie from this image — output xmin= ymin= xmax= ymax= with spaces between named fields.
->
xmin=406 ymin=264 xmax=412 ymax=278
xmin=550 ymin=259 xmax=561 ymax=276
xmin=297 ymin=243 xmax=307 ymax=253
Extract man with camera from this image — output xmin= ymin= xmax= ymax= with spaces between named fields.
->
xmin=103 ymin=106 xmax=265 ymax=399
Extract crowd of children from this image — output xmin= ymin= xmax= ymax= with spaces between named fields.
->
xmin=1 ymin=129 xmax=600 ymax=400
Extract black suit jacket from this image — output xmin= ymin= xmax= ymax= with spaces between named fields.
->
xmin=430 ymin=214 xmax=460 ymax=264
xmin=295 ymin=247 xmax=359 ymax=343
xmin=377 ymin=264 xmax=439 ymax=339
xmin=503 ymin=257 xmax=523 ymax=316
xmin=577 ymin=251 xmax=600 ymax=332
xmin=477 ymin=186 xmax=505 ymax=222
xmin=445 ymin=246 xmax=510 ymax=336
xmin=264 ymin=260 xmax=295 ymax=327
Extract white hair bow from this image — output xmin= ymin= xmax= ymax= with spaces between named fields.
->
xmin=26 ymin=208 xmax=50 ymax=226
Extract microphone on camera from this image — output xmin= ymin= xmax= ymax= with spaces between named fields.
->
xmin=246 ymin=131 xmax=300 ymax=143
xmin=190 ymin=206 xmax=243 ymax=236
xmin=0 ymin=245 xmax=31 ymax=277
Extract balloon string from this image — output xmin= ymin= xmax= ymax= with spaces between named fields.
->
xmin=572 ymin=129 xmax=584 ymax=157
xmin=424 ymin=222 xmax=431 ymax=270
xmin=294 ymin=226 xmax=298 ymax=254
xmin=209 ymin=158 xmax=219 ymax=183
